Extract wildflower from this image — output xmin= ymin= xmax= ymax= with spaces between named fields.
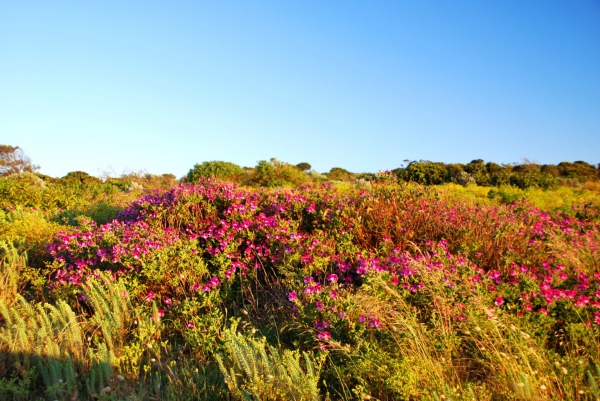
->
xmin=187 ymin=321 xmax=195 ymax=328
xmin=157 ymin=309 xmax=165 ymax=317
xmin=210 ymin=276 xmax=220 ymax=287
xmin=317 ymin=331 xmax=331 ymax=341
xmin=288 ymin=291 xmax=297 ymax=302
xmin=145 ymin=291 xmax=155 ymax=302
xmin=316 ymin=301 xmax=323 ymax=311
xmin=494 ymin=297 xmax=504 ymax=306
xmin=359 ymin=314 xmax=366 ymax=323
xmin=330 ymin=289 xmax=338 ymax=299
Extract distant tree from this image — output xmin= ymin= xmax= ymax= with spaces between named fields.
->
xmin=325 ymin=167 xmax=355 ymax=181
xmin=252 ymin=158 xmax=309 ymax=187
xmin=0 ymin=145 xmax=39 ymax=176
xmin=404 ymin=161 xmax=447 ymax=185
xmin=295 ymin=162 xmax=312 ymax=172
xmin=464 ymin=160 xmax=491 ymax=186
xmin=185 ymin=161 xmax=245 ymax=183
xmin=61 ymin=171 xmax=102 ymax=185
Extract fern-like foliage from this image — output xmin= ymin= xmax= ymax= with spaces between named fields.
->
xmin=84 ymin=273 xmax=133 ymax=352
xmin=0 ymin=295 xmax=84 ymax=400
xmin=215 ymin=325 xmax=322 ymax=401
xmin=0 ymin=242 xmax=26 ymax=306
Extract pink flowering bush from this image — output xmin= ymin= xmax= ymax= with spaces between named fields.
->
xmin=2 ymin=177 xmax=598 ymax=399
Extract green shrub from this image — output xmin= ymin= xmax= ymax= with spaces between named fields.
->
xmin=185 ymin=161 xmax=246 ymax=183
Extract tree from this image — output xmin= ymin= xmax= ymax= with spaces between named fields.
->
xmin=0 ymin=145 xmax=39 ymax=176
xmin=184 ymin=161 xmax=245 ymax=183
xmin=295 ymin=162 xmax=312 ymax=172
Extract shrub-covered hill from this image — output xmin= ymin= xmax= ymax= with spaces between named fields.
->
xmin=1 ymin=178 xmax=600 ymax=400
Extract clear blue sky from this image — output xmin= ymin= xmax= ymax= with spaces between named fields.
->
xmin=1 ymin=1 xmax=599 ymax=178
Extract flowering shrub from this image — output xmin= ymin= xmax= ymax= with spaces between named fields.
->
xmin=2 ymin=178 xmax=599 ymax=399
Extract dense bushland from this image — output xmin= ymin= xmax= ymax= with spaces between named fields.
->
xmin=1 ymin=169 xmax=599 ymax=400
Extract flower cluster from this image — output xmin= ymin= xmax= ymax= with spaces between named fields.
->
xmin=47 ymin=179 xmax=600 ymax=344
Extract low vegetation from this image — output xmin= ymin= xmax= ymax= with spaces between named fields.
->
xmin=1 ymin=146 xmax=599 ymax=400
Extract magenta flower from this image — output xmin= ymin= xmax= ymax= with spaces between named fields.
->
xmin=317 ymin=331 xmax=331 ymax=341
xmin=145 ymin=291 xmax=155 ymax=302
xmin=187 ymin=321 xmax=195 ymax=328
xmin=494 ymin=297 xmax=504 ymax=306
xmin=316 ymin=301 xmax=323 ymax=311
xmin=288 ymin=291 xmax=297 ymax=302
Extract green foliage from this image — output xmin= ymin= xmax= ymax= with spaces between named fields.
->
xmin=325 ymin=167 xmax=355 ymax=182
xmin=296 ymin=162 xmax=312 ymax=172
xmin=216 ymin=323 xmax=322 ymax=401
xmin=403 ymin=160 xmax=448 ymax=185
xmin=185 ymin=161 xmax=246 ymax=183
xmin=252 ymin=158 xmax=310 ymax=187
xmin=1 ymin=168 xmax=600 ymax=400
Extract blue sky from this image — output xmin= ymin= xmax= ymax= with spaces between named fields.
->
xmin=1 ymin=1 xmax=599 ymax=178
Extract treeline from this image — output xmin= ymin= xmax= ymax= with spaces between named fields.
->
xmin=2 ymin=145 xmax=600 ymax=199
xmin=393 ymin=159 xmax=600 ymax=189
xmin=184 ymin=158 xmax=600 ymax=190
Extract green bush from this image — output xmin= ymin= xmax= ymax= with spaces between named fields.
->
xmin=185 ymin=161 xmax=245 ymax=183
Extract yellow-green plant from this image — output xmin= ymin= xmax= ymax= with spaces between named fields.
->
xmin=0 ymin=295 xmax=85 ymax=400
xmin=216 ymin=324 xmax=322 ymax=401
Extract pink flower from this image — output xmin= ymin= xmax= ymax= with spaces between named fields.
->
xmin=288 ymin=291 xmax=297 ymax=302
xmin=157 ymin=309 xmax=165 ymax=317
xmin=187 ymin=321 xmax=195 ymax=328
xmin=494 ymin=297 xmax=504 ymax=306
xmin=316 ymin=301 xmax=323 ymax=311
xmin=317 ymin=331 xmax=331 ymax=341
xmin=145 ymin=291 xmax=155 ymax=302
xmin=330 ymin=289 xmax=338 ymax=299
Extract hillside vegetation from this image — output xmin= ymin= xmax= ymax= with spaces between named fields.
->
xmin=1 ymin=151 xmax=600 ymax=400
